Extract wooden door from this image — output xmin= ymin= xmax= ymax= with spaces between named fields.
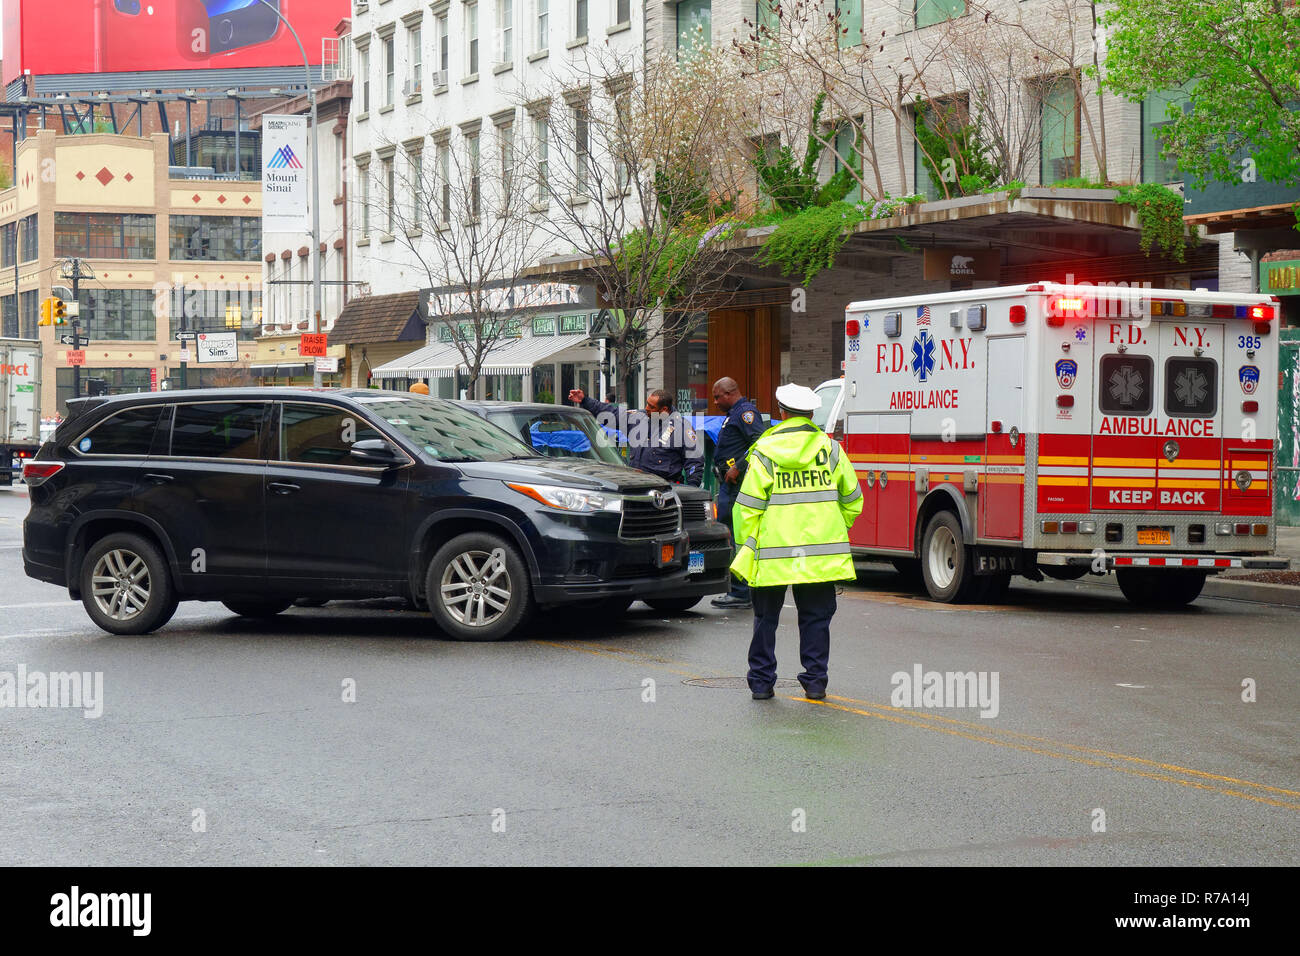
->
xmin=707 ymin=307 xmax=780 ymax=414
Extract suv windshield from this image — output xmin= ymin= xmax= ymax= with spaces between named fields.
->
xmin=356 ymin=397 xmax=538 ymax=462
xmin=487 ymin=409 xmax=625 ymax=467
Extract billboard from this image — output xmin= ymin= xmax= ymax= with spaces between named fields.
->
xmin=3 ymin=0 xmax=349 ymax=87
xmin=262 ymin=113 xmax=309 ymax=232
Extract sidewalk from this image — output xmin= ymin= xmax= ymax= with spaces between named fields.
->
xmin=1205 ymin=525 xmax=1300 ymax=605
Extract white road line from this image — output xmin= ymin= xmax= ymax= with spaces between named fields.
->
xmin=0 ymin=601 xmax=76 ymax=610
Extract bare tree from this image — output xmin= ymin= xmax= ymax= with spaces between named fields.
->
xmin=364 ymin=125 xmax=548 ymax=397
xmin=511 ymin=46 xmax=752 ymax=400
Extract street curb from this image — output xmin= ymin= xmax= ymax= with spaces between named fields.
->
xmin=1200 ymin=577 xmax=1300 ymax=607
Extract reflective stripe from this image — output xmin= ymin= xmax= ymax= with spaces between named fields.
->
xmin=839 ymin=484 xmax=863 ymax=503
xmin=829 ymin=442 xmax=841 ymax=470
xmin=756 ymin=542 xmax=852 ymax=559
xmin=735 ymin=492 xmax=768 ymax=510
xmin=768 ymin=489 xmax=840 ymax=505
xmin=743 ymin=536 xmax=757 ymax=550
xmin=751 ymin=450 xmax=775 ymax=474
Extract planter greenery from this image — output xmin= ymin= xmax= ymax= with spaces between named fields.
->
xmin=1115 ymin=183 xmax=1189 ymax=261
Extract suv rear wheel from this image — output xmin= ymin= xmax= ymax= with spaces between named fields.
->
xmin=80 ymin=532 xmax=178 ymax=635
xmin=426 ymin=532 xmax=533 ymax=641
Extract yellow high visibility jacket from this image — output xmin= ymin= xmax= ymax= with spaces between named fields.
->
xmin=729 ymin=416 xmax=864 ymax=586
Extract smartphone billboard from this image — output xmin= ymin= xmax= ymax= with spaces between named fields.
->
xmin=3 ymin=0 xmax=350 ymax=87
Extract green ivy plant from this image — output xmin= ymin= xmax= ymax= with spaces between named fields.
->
xmin=1115 ymin=183 xmax=1190 ymax=261
xmin=753 ymin=93 xmax=855 ymax=214
xmin=913 ymin=99 xmax=1001 ymax=199
xmin=757 ymin=195 xmax=925 ymax=285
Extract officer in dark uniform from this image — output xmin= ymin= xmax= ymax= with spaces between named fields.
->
xmin=710 ymin=377 xmax=767 ymax=609
xmin=568 ymin=387 xmax=703 ymax=485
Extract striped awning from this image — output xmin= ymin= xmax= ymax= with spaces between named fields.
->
xmin=371 ymin=335 xmax=597 ymax=379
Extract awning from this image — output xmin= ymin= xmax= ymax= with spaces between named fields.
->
xmin=371 ymin=335 xmax=598 ymax=379
xmin=250 ymin=362 xmax=311 ymax=375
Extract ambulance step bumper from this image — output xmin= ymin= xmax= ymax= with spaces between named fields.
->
xmin=1038 ymin=552 xmax=1290 ymax=570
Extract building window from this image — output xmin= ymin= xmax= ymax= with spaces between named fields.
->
xmin=913 ymin=96 xmax=969 ymax=200
xmin=436 ymin=141 xmax=451 ymax=225
xmin=835 ymin=0 xmax=861 ymax=48
xmin=498 ymin=0 xmax=514 ymax=64
xmin=436 ymin=14 xmax=450 ymax=82
xmin=54 ymin=213 xmax=156 ymax=260
xmin=409 ymin=23 xmax=423 ymax=94
xmin=498 ymin=121 xmax=515 ymax=205
xmin=833 ymin=124 xmax=862 ymax=203
xmin=383 ymin=34 xmax=396 ymax=105
xmin=360 ymin=46 xmax=371 ymax=111
xmin=21 ymin=214 xmax=38 ymax=261
xmin=676 ymin=0 xmax=710 ymax=60
xmin=467 ymin=132 xmax=481 ymax=220
xmin=0 ymin=295 xmax=14 ymax=337
xmin=1039 ymin=76 xmax=1080 ymax=184
xmin=1142 ymin=87 xmax=1191 ymax=185
xmin=358 ymin=164 xmax=372 ymax=236
xmin=169 ymin=287 xmax=262 ymax=340
xmin=613 ymin=91 xmax=631 ymax=193
xmin=916 ymin=0 xmax=964 ymax=29
xmin=574 ymin=0 xmax=588 ymax=39
xmin=535 ymin=0 xmax=548 ymax=50
xmin=409 ymin=149 xmax=424 ymax=228
xmin=573 ymin=104 xmax=590 ymax=195
xmin=169 ymin=216 xmax=262 ymax=261
xmin=616 ymin=0 xmax=630 ymax=24
xmin=77 ymin=289 xmax=158 ymax=341
xmin=467 ymin=2 xmax=480 ymax=75
xmin=534 ymin=116 xmax=550 ymax=203
xmin=0 ymin=223 xmax=15 ymax=269
xmin=20 ymin=290 xmax=39 ymax=339
xmin=383 ymin=156 xmax=396 ymax=233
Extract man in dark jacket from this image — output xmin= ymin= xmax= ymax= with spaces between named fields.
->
xmin=568 ymin=387 xmax=703 ymax=485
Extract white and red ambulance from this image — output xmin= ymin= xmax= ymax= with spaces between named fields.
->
xmin=841 ymin=282 xmax=1289 ymax=606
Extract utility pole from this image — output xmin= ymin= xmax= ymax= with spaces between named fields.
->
xmin=59 ymin=258 xmax=93 ymax=400
xmin=257 ymin=0 xmax=323 ymax=387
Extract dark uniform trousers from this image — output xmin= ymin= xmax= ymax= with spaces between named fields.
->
xmin=747 ymin=582 xmax=837 ymax=694
xmin=716 ymin=481 xmax=749 ymax=600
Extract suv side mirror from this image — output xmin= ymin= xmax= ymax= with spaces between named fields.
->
xmin=350 ymin=439 xmax=405 ymax=467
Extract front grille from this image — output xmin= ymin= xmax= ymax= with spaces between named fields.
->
xmin=619 ymin=497 xmax=681 ymax=539
xmin=681 ymin=500 xmax=709 ymax=523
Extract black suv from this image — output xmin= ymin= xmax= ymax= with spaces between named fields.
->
xmin=22 ymin=389 xmax=690 ymax=641
xmin=457 ymin=401 xmax=732 ymax=612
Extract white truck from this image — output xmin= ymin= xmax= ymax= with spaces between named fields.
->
xmin=0 ymin=338 xmax=42 ymax=486
xmin=841 ymin=283 xmax=1289 ymax=606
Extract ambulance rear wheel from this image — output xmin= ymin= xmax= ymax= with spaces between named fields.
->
xmin=1117 ymin=568 xmax=1206 ymax=607
xmin=921 ymin=511 xmax=975 ymax=603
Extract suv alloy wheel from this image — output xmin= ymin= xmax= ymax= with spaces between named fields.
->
xmin=425 ymin=532 xmax=534 ymax=641
xmin=80 ymin=532 xmax=179 ymax=635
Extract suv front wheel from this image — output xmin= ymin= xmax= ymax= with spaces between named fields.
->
xmin=80 ymin=532 xmax=179 ymax=635
xmin=426 ymin=532 xmax=533 ymax=641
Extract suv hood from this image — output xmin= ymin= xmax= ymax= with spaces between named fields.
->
xmin=457 ymin=458 xmax=670 ymax=493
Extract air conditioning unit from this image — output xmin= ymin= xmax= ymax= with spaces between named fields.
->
xmin=432 ymin=70 xmax=448 ymax=88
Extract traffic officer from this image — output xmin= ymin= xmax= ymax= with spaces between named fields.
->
xmin=568 ymin=387 xmax=703 ymax=485
xmin=710 ymin=377 xmax=767 ymax=609
xmin=731 ymin=383 xmax=863 ymax=701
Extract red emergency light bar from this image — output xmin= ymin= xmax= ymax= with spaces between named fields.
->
xmin=845 ymin=319 xmax=861 ymax=336
xmin=1249 ymin=305 xmax=1274 ymax=320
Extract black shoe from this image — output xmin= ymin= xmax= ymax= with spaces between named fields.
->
xmin=802 ymin=684 xmax=826 ymax=701
xmin=751 ymin=687 xmax=775 ymax=700
xmin=712 ymin=594 xmax=752 ymax=609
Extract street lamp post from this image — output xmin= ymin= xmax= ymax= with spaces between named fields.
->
xmin=256 ymin=0 xmax=324 ymax=387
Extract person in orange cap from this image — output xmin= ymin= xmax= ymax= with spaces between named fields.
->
xmin=409 ymin=382 xmax=430 ymax=395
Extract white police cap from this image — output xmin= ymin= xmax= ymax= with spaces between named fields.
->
xmin=775 ymin=383 xmax=821 ymax=413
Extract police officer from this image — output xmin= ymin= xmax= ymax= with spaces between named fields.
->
xmin=568 ymin=387 xmax=703 ymax=485
xmin=710 ymin=377 xmax=767 ymax=609
xmin=731 ymin=383 xmax=864 ymax=701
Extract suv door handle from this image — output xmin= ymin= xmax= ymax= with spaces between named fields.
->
xmin=143 ymin=473 xmax=174 ymax=484
xmin=268 ymin=482 xmax=301 ymax=495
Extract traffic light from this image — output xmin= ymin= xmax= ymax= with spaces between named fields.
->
xmin=39 ymin=298 xmax=53 ymax=326
xmin=53 ymin=299 xmax=67 ymax=325
xmin=39 ymin=297 xmax=68 ymax=326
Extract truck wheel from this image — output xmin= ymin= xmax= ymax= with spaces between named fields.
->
xmin=80 ymin=532 xmax=179 ymax=635
xmin=920 ymin=511 xmax=975 ymax=603
xmin=1117 ymin=568 xmax=1206 ymax=607
xmin=223 ymin=598 xmax=293 ymax=618
xmin=426 ymin=532 xmax=533 ymax=641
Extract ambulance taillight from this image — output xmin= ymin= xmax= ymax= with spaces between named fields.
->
xmin=846 ymin=318 xmax=861 ymax=337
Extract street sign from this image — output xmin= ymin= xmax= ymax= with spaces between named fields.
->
xmin=178 ymin=349 xmax=192 ymax=363
xmin=59 ymin=335 xmax=76 ymax=345
xmin=300 ymin=333 xmax=328 ymax=357
xmin=195 ymin=331 xmax=238 ymax=364
xmin=314 ymin=356 xmax=339 ymax=373
xmin=176 ymin=331 xmax=199 ymax=341
xmin=66 ymin=350 xmax=86 ymax=367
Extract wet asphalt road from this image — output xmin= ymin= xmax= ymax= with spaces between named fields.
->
xmin=1 ymin=487 xmax=1296 ymax=866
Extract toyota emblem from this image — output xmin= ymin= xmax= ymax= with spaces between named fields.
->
xmin=652 ymin=491 xmax=669 ymax=509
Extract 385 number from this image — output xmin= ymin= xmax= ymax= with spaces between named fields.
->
xmin=1237 ymin=335 xmax=1262 ymax=350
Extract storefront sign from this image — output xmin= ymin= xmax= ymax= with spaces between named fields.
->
xmin=314 ymin=356 xmax=340 ymax=373
xmin=427 ymin=282 xmax=585 ymax=319
xmin=922 ymin=249 xmax=1001 ymax=282
xmin=1261 ymin=257 xmax=1300 ymax=296
xmin=195 ymin=332 xmax=238 ymax=364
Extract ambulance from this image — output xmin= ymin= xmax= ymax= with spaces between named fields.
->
xmin=841 ymin=282 xmax=1289 ymax=606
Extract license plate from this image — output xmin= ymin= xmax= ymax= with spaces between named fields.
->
xmin=688 ymin=551 xmax=704 ymax=574
xmin=1137 ymin=528 xmax=1171 ymax=546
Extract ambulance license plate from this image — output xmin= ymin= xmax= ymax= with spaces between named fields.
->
xmin=688 ymin=551 xmax=704 ymax=574
xmin=1137 ymin=528 xmax=1171 ymax=546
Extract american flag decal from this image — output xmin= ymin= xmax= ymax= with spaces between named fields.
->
xmin=916 ymin=305 xmax=931 ymax=326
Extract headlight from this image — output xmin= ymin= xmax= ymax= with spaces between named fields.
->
xmin=506 ymin=482 xmax=622 ymax=513
xmin=705 ymin=500 xmax=717 ymax=521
